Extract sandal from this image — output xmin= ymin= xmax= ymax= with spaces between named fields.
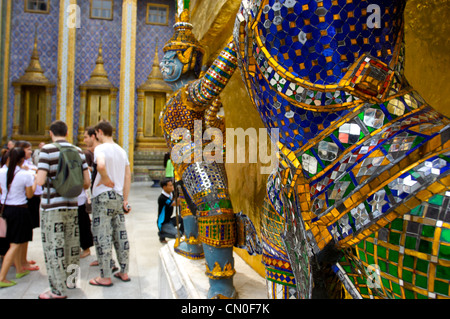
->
xmin=89 ymin=278 xmax=113 ymax=287
xmin=114 ymin=273 xmax=131 ymax=282
xmin=16 ymin=270 xmax=30 ymax=279
xmin=38 ymin=290 xmax=67 ymax=299
xmin=0 ymin=280 xmax=17 ymax=288
xmin=23 ymin=265 xmax=39 ymax=271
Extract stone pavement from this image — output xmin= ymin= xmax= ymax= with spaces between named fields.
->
xmin=0 ymin=181 xmax=267 ymax=300
xmin=0 ymin=182 xmax=170 ymax=299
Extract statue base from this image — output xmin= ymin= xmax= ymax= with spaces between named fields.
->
xmin=158 ymin=239 xmax=267 ymax=299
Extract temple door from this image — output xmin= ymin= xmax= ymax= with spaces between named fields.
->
xmin=143 ymin=92 xmax=165 ymax=137
xmin=87 ymin=89 xmax=110 ymax=127
xmin=21 ymin=85 xmax=46 ymax=135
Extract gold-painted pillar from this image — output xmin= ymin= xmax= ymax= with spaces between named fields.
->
xmin=1 ymin=0 xmax=12 ymax=145
xmin=12 ymin=86 xmax=21 ymax=137
xmin=118 ymin=0 xmax=137 ymax=171
xmin=56 ymin=0 xmax=77 ymax=142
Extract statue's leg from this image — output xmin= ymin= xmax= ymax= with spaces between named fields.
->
xmin=183 ymin=162 xmax=236 ymax=299
xmin=261 ymin=195 xmax=298 ymax=299
xmin=173 ymin=186 xmax=204 ymax=260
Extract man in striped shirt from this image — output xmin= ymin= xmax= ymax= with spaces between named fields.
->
xmin=36 ymin=120 xmax=90 ymax=299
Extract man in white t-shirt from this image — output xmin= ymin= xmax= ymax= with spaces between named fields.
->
xmin=89 ymin=120 xmax=131 ymax=287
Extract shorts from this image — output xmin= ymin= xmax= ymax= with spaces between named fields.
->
xmin=2 ymin=205 xmax=33 ymax=244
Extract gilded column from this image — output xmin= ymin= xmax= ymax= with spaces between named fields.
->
xmin=118 ymin=0 xmax=137 ymax=171
xmin=56 ymin=0 xmax=77 ymax=142
xmin=1 ymin=0 xmax=12 ymax=144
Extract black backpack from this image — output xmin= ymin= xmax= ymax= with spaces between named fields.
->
xmin=49 ymin=143 xmax=84 ymax=198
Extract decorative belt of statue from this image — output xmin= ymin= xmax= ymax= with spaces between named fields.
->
xmin=160 ymin=7 xmax=239 ymax=299
xmin=233 ymin=0 xmax=450 ymax=299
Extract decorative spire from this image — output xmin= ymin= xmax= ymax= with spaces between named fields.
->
xmin=14 ymin=24 xmax=52 ymax=86
xmin=139 ymin=41 xmax=172 ymax=93
xmin=81 ymin=40 xmax=115 ymax=89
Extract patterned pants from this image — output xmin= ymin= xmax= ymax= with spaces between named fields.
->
xmin=92 ymin=191 xmax=129 ymax=278
xmin=41 ymin=208 xmax=80 ymax=296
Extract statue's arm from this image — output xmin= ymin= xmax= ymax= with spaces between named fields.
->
xmin=187 ymin=38 xmax=238 ymax=107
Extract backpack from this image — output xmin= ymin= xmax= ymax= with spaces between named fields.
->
xmin=50 ymin=143 xmax=84 ymax=198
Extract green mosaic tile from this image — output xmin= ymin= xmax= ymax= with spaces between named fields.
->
xmin=391 ymin=219 xmax=404 ymax=231
xmin=389 ymin=232 xmax=401 ymax=246
xmin=392 ymin=282 xmax=402 ymax=296
xmin=403 ymin=255 xmax=415 ymax=269
xmin=441 ymin=229 xmax=450 ymax=243
xmin=388 ymin=264 xmax=398 ymax=277
xmin=388 ymin=250 xmax=399 ymax=263
xmin=429 ymin=194 xmax=444 ymax=206
xmin=421 ymin=225 xmax=435 ymax=238
xmin=379 ymin=260 xmax=387 ymax=272
xmin=366 ymin=241 xmax=374 ymax=254
xmin=439 ymin=245 xmax=450 ymax=260
xmin=434 ymin=280 xmax=449 ymax=296
xmin=416 ymin=274 xmax=428 ymax=289
xmin=403 ymin=269 xmax=413 ymax=283
xmin=367 ymin=254 xmax=375 ymax=265
xmin=410 ymin=205 xmax=424 ymax=217
xmin=405 ymin=236 xmax=417 ymax=250
xmin=418 ymin=240 xmax=432 ymax=254
xmin=404 ymin=288 xmax=415 ymax=299
xmin=436 ymin=264 xmax=450 ymax=280
xmin=378 ymin=246 xmax=387 ymax=259
xmin=416 ymin=259 xmax=429 ymax=273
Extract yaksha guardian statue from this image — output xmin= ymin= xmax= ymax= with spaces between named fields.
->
xmin=233 ymin=0 xmax=450 ymax=299
xmin=160 ymin=8 xmax=239 ymax=299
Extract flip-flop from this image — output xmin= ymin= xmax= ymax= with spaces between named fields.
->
xmin=23 ymin=265 xmax=39 ymax=271
xmin=89 ymin=278 xmax=113 ymax=287
xmin=114 ymin=273 xmax=131 ymax=282
xmin=16 ymin=270 xmax=30 ymax=279
xmin=0 ymin=280 xmax=16 ymax=288
xmin=38 ymin=290 xmax=67 ymax=299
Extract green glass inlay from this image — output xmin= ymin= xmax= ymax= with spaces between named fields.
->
xmin=418 ymin=239 xmax=432 ymax=254
xmin=403 ymin=270 xmax=413 ymax=283
xmin=358 ymin=250 xmax=367 ymax=263
xmin=416 ymin=259 xmax=429 ymax=273
xmin=388 ymin=250 xmax=399 ymax=263
xmin=403 ymin=255 xmax=415 ymax=269
xmin=405 ymin=236 xmax=417 ymax=250
xmin=391 ymin=219 xmax=403 ymax=232
xmin=439 ymin=245 xmax=450 ymax=261
xmin=429 ymin=194 xmax=444 ymax=206
xmin=404 ymin=288 xmax=415 ymax=299
xmin=388 ymin=264 xmax=398 ymax=277
xmin=441 ymin=229 xmax=450 ymax=243
xmin=421 ymin=225 xmax=435 ymax=238
xmin=379 ymin=260 xmax=387 ymax=272
xmin=366 ymin=241 xmax=374 ymax=254
xmin=434 ymin=280 xmax=449 ymax=296
xmin=392 ymin=282 xmax=402 ymax=295
xmin=367 ymin=254 xmax=375 ymax=265
xmin=416 ymin=274 xmax=428 ymax=289
xmin=410 ymin=205 xmax=424 ymax=217
xmin=389 ymin=232 xmax=401 ymax=246
xmin=378 ymin=246 xmax=386 ymax=259
xmin=436 ymin=265 xmax=450 ymax=280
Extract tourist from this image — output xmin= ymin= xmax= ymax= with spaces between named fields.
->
xmin=0 ymin=147 xmax=37 ymax=288
xmin=89 ymin=120 xmax=131 ymax=287
xmin=35 ymin=120 xmax=90 ymax=299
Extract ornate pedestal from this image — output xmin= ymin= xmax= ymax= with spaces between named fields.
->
xmin=158 ymin=240 xmax=267 ymax=299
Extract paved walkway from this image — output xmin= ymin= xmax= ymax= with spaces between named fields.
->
xmin=0 ymin=182 xmax=166 ymax=299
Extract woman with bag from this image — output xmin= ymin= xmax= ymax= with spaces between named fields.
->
xmin=0 ymin=147 xmax=37 ymax=288
xmin=15 ymin=140 xmax=41 ymax=271
xmin=0 ymin=150 xmax=10 ymax=259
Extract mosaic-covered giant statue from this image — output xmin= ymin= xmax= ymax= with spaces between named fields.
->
xmin=233 ymin=0 xmax=450 ymax=299
xmin=159 ymin=7 xmax=239 ymax=299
